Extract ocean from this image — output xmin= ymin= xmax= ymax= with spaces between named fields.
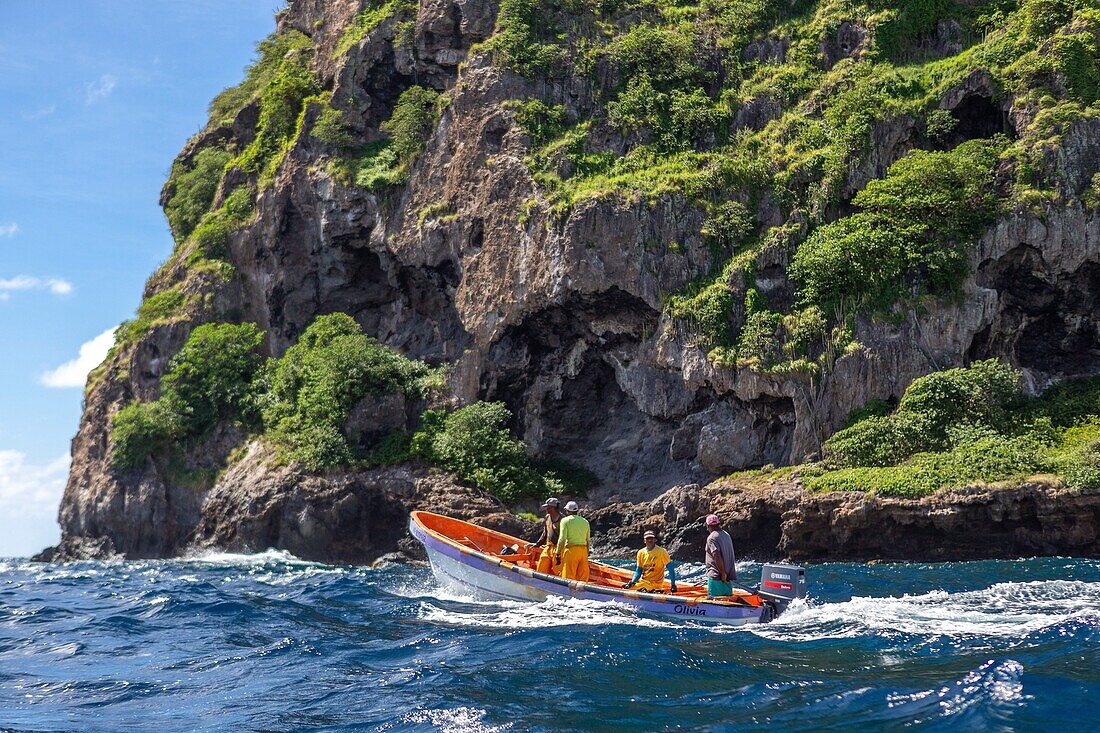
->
xmin=1 ymin=553 xmax=1097 ymax=732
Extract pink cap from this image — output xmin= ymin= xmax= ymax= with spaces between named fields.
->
xmin=705 ymin=514 xmax=720 ymax=526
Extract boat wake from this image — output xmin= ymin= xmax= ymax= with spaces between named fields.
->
xmin=410 ymin=573 xmax=1100 ymax=643
xmin=753 ymin=578 xmax=1100 ymax=642
xmin=417 ymin=593 xmax=686 ymax=630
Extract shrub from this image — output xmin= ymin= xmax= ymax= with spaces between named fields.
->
xmin=607 ymin=75 xmax=729 ymax=152
xmin=161 ymin=322 xmax=265 ymax=435
xmin=820 ymin=372 xmax=1100 ymax=492
xmin=1027 ymin=375 xmax=1100 ymax=426
xmin=110 ymin=322 xmax=265 ymax=468
xmin=414 ymin=402 xmax=562 ymax=503
xmin=737 ymin=310 xmax=784 ymax=367
xmin=484 ymin=0 xmax=566 ymax=76
xmin=383 ymin=86 xmax=441 ymax=162
xmin=823 ymin=412 xmax=927 ymax=467
xmin=354 ymin=142 xmax=403 ymax=189
xmin=925 ymin=108 xmax=957 ymax=146
xmin=504 ymin=99 xmax=567 ymax=145
xmin=666 ymin=278 xmax=734 ymax=349
xmin=1050 ymin=18 xmax=1100 ymax=105
xmin=1057 ymin=424 xmax=1100 ymax=489
xmin=783 ymin=305 xmax=826 ymax=357
xmin=188 ymin=185 xmax=255 ymax=261
xmin=896 ymin=359 xmax=1023 ymax=443
xmin=1021 ymin=0 xmax=1076 ymax=38
xmin=344 ymin=86 xmax=440 ymax=190
xmin=262 ymin=313 xmax=429 ymax=470
xmin=607 ymin=23 xmax=706 ymax=89
xmin=809 ymin=432 xmax=1050 ymax=496
xmin=790 ymin=139 xmax=1003 ymax=312
xmin=110 ymin=401 xmax=181 ymax=469
xmin=844 ymin=398 xmax=894 ymax=428
xmin=312 ymin=104 xmax=356 ymax=148
xmin=824 ymin=360 xmax=1024 ymax=467
xmin=164 ymin=145 xmax=233 ymax=241
xmin=365 ymin=430 xmax=414 ymax=467
xmin=701 ymin=201 xmax=755 ymax=248
xmin=871 ymin=0 xmax=960 ymax=60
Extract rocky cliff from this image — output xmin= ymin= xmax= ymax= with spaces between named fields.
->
xmin=50 ymin=0 xmax=1100 ymax=563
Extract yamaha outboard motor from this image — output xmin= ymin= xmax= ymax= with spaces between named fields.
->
xmin=758 ymin=564 xmax=807 ymax=616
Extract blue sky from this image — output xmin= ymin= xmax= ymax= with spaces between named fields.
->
xmin=0 ymin=2 xmax=280 ymax=557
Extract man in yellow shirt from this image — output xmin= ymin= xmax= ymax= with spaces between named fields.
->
xmin=624 ymin=531 xmax=677 ymax=593
xmin=556 ymin=501 xmax=590 ymax=582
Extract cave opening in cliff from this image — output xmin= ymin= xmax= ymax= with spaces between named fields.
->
xmin=978 ymin=246 xmax=1100 ymax=375
xmin=1015 ymin=261 xmax=1100 ymax=375
xmin=536 ymin=356 xmax=688 ymax=493
xmin=484 ymin=289 xmax=694 ymax=494
xmin=947 ymin=94 xmax=1014 ymax=146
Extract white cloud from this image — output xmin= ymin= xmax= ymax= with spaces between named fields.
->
xmin=0 ymin=223 xmax=18 ymax=238
xmin=0 ymin=451 xmax=68 ymax=557
xmin=21 ymin=105 xmax=55 ymax=121
xmin=85 ymin=74 xmax=117 ymax=104
xmin=0 ymin=451 xmax=69 ymax=515
xmin=48 ymin=278 xmax=73 ymax=295
xmin=40 ymin=327 xmax=118 ymax=388
xmin=0 ymin=275 xmax=74 ymax=301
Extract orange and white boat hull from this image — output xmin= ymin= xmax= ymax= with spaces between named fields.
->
xmin=409 ymin=511 xmax=781 ymax=625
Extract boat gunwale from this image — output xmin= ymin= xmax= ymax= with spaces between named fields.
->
xmin=409 ymin=510 xmax=759 ymax=610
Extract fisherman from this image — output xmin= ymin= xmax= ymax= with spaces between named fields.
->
xmin=703 ymin=514 xmax=737 ymax=598
xmin=529 ymin=497 xmax=562 ymax=575
xmin=623 ymin=530 xmax=677 ymax=594
xmin=556 ymin=501 xmax=590 ymax=582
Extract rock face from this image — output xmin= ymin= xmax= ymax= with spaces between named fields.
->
xmin=589 ymin=480 xmax=1100 ymax=563
xmin=191 ymin=442 xmax=529 ymax=564
xmin=50 ymin=0 xmax=1100 ymax=564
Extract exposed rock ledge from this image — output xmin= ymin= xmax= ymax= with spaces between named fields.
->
xmin=38 ymin=452 xmax=1100 ymax=564
xmin=588 ymin=480 xmax=1100 ymax=563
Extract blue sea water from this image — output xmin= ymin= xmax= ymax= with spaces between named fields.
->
xmin=1 ymin=553 xmax=1098 ymax=732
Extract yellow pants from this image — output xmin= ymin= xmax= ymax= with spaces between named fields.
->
xmin=560 ymin=545 xmax=589 ymax=582
xmin=535 ymin=546 xmax=558 ymax=575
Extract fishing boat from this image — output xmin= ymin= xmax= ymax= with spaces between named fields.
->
xmin=409 ymin=511 xmax=807 ymax=625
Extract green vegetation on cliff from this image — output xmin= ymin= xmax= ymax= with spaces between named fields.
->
xmin=486 ymin=0 xmax=1100 ymax=369
xmin=117 ymin=31 xmax=323 ymax=358
xmin=789 ymin=138 xmax=1004 ymax=314
xmin=321 ymin=85 xmax=442 ymax=190
xmin=259 ymin=313 xmax=431 ymax=469
xmin=109 ymin=0 xmax=1100 ymax=506
xmin=410 ymin=402 xmax=565 ymax=502
xmin=111 ymin=323 xmax=265 ymax=468
xmin=111 ymin=313 xmax=566 ymax=504
xmin=788 ymin=361 xmax=1100 ymax=496
xmin=163 ymin=30 xmax=315 ymax=235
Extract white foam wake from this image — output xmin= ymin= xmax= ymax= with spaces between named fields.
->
xmin=411 ymin=575 xmax=1100 ymax=639
xmin=179 ymin=548 xmax=321 ymax=566
xmin=418 ymin=594 xmax=689 ymax=630
xmin=753 ymin=579 xmax=1100 ymax=641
